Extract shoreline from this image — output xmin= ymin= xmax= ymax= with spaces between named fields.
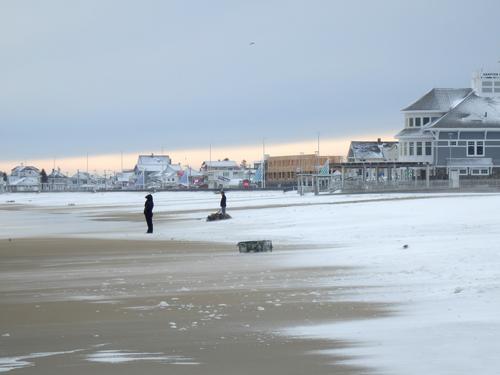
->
xmin=0 ymin=237 xmax=390 ymax=374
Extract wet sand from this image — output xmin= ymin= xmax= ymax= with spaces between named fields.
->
xmin=0 ymin=238 xmax=390 ymax=374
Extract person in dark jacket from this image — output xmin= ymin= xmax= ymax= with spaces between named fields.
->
xmin=144 ymin=194 xmax=154 ymax=233
xmin=220 ymin=191 xmax=226 ymax=216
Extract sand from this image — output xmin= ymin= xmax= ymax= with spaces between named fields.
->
xmin=0 ymin=237 xmax=390 ymax=374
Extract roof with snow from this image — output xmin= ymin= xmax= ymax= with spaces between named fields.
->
xmin=402 ymin=88 xmax=472 ymax=112
xmin=10 ymin=165 xmax=40 ymax=174
xmin=395 ymin=128 xmax=434 ymax=138
xmin=137 ymin=154 xmax=170 ymax=163
xmin=136 ymin=154 xmax=172 ymax=172
xmin=71 ymin=171 xmax=92 ymax=179
xmin=202 ymin=160 xmax=239 ymax=169
xmin=48 ymin=169 xmax=68 ymax=178
xmin=348 ymin=141 xmax=398 ymax=161
xmin=430 ymin=93 xmax=500 ymax=129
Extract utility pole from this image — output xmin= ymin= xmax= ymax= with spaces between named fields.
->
xmin=262 ymin=138 xmax=266 ymax=189
xmin=317 ymin=132 xmax=320 ymax=173
xmin=317 ymin=132 xmax=320 ymax=157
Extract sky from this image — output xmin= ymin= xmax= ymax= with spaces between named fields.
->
xmin=2 ymin=0 xmax=500 ymax=173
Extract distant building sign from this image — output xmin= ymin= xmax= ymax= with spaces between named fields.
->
xmin=481 ymin=72 xmax=500 ymax=79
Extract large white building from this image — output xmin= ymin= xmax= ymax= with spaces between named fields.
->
xmin=395 ymin=70 xmax=500 ymax=177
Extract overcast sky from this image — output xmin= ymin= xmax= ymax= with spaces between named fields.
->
xmin=2 ymin=0 xmax=500 ymax=163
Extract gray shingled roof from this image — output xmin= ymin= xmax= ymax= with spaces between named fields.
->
xmin=430 ymin=93 xmax=500 ymax=129
xmin=402 ymin=88 xmax=472 ymax=112
xmin=395 ymin=128 xmax=434 ymax=138
xmin=395 ymin=128 xmax=422 ymax=137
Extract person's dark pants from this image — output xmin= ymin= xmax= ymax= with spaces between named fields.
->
xmin=221 ymin=206 xmax=226 ymax=215
xmin=145 ymin=214 xmax=153 ymax=233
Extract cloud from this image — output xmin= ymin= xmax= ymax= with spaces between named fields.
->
xmin=1 ymin=0 xmax=500 ymax=161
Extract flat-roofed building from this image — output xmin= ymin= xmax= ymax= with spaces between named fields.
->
xmin=266 ymin=154 xmax=343 ymax=187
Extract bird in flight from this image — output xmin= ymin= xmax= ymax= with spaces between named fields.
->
xmin=249 ymin=41 xmax=255 ymax=46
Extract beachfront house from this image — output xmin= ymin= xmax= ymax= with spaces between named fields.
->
xmin=200 ymin=159 xmax=245 ymax=189
xmin=346 ymin=140 xmax=398 ymax=180
xmin=70 ymin=171 xmax=95 ymax=191
xmin=46 ymin=169 xmax=70 ymax=191
xmin=115 ymin=169 xmax=136 ymax=189
xmin=396 ymin=70 xmax=500 ymax=178
xmin=145 ymin=163 xmax=183 ymax=189
xmin=134 ymin=154 xmax=172 ymax=188
xmin=8 ymin=165 xmax=41 ymax=192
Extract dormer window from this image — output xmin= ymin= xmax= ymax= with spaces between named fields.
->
xmin=407 ymin=116 xmax=436 ymax=128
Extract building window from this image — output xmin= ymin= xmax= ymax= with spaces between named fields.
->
xmin=425 ymin=142 xmax=432 ymax=156
xmin=449 ymin=141 xmax=457 ymax=146
xmin=431 ymin=117 xmax=440 ymax=122
xmin=467 ymin=141 xmax=484 ymax=156
xmin=477 ymin=141 xmax=484 ymax=155
xmin=468 ymin=141 xmax=475 ymax=155
xmin=409 ymin=118 xmax=414 ymax=127
xmin=459 ymin=169 xmax=468 ymax=175
xmin=483 ymin=81 xmax=494 ymax=93
xmin=409 ymin=142 xmax=414 ymax=156
xmin=423 ymin=117 xmax=430 ymax=125
xmin=415 ymin=118 xmax=421 ymax=127
xmin=416 ymin=142 xmax=422 ymax=156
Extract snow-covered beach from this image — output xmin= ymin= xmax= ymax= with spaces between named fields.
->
xmin=1 ymin=191 xmax=499 ymax=374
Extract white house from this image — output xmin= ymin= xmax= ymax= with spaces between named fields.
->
xmin=135 ymin=154 xmax=172 ymax=173
xmin=70 ymin=171 xmax=95 ymax=190
xmin=134 ymin=154 xmax=172 ymax=188
xmin=115 ymin=169 xmax=136 ymax=189
xmin=200 ymin=160 xmax=245 ymax=189
xmin=145 ymin=164 xmax=183 ymax=189
xmin=8 ymin=165 xmax=41 ymax=192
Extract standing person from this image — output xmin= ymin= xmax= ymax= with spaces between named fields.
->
xmin=220 ymin=191 xmax=227 ymax=216
xmin=144 ymin=194 xmax=154 ymax=233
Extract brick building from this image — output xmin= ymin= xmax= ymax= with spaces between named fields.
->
xmin=266 ymin=154 xmax=343 ymax=187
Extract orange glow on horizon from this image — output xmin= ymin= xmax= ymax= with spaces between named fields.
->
xmin=0 ymin=133 xmax=396 ymax=175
